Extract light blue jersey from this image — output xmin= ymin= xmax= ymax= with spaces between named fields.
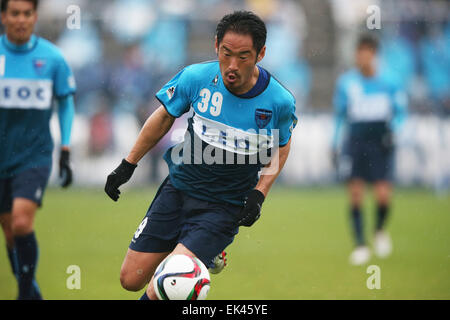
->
xmin=0 ymin=35 xmax=76 ymax=178
xmin=156 ymin=61 xmax=297 ymax=205
xmin=332 ymin=68 xmax=408 ymax=148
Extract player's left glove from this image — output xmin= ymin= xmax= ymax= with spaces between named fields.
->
xmin=59 ymin=149 xmax=73 ymax=188
xmin=381 ymin=129 xmax=394 ymax=152
xmin=331 ymin=149 xmax=339 ymax=170
xmin=238 ymin=189 xmax=265 ymax=227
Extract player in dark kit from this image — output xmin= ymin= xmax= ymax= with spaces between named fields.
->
xmin=332 ymin=35 xmax=407 ymax=265
xmin=0 ymin=0 xmax=76 ymax=299
xmin=105 ymin=11 xmax=298 ymax=299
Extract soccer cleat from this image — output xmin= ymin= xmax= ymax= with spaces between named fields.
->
xmin=374 ymin=231 xmax=392 ymax=258
xmin=349 ymin=246 xmax=371 ymax=266
xmin=208 ymin=251 xmax=227 ymax=274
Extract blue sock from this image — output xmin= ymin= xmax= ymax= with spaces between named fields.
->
xmin=351 ymin=206 xmax=365 ymax=246
xmin=140 ymin=291 xmax=150 ymax=300
xmin=376 ymin=204 xmax=389 ymax=231
xmin=14 ymin=232 xmax=41 ymax=300
xmin=6 ymin=245 xmax=18 ymax=278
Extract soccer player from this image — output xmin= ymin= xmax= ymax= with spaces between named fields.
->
xmin=105 ymin=11 xmax=297 ymax=300
xmin=0 ymin=0 xmax=76 ymax=299
xmin=332 ymin=34 xmax=407 ymax=266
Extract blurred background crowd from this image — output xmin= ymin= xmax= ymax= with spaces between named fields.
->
xmin=1 ymin=0 xmax=449 ymax=191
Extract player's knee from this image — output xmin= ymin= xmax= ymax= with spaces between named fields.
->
xmin=350 ymin=192 xmax=363 ymax=206
xmin=11 ymin=216 xmax=33 ymax=235
xmin=375 ymin=184 xmax=391 ymax=205
xmin=119 ymin=269 xmax=146 ymax=292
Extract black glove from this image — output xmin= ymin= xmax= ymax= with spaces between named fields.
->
xmin=331 ymin=149 xmax=338 ymax=170
xmin=238 ymin=189 xmax=265 ymax=227
xmin=105 ymin=159 xmax=137 ymax=201
xmin=381 ymin=130 xmax=394 ymax=152
xmin=59 ymin=149 xmax=72 ymax=188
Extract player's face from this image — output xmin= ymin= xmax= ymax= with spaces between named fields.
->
xmin=1 ymin=0 xmax=37 ymax=45
xmin=355 ymin=45 xmax=376 ymax=74
xmin=216 ymin=31 xmax=266 ymax=95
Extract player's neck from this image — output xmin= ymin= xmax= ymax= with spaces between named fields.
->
xmin=4 ymin=34 xmax=35 ymax=51
xmin=359 ymin=66 xmax=376 ymax=78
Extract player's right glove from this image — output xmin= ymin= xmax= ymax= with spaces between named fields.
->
xmin=104 ymin=159 xmax=137 ymax=201
xmin=331 ymin=149 xmax=339 ymax=170
xmin=238 ymin=189 xmax=265 ymax=227
xmin=59 ymin=149 xmax=73 ymax=188
xmin=381 ymin=129 xmax=394 ymax=152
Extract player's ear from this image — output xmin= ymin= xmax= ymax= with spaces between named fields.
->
xmin=256 ymin=45 xmax=266 ymax=63
xmin=215 ymin=36 xmax=219 ymax=55
xmin=1 ymin=11 xmax=6 ymax=24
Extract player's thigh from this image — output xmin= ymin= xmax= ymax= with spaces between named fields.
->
xmin=121 ymin=177 xmax=184 ymax=290
xmin=120 ymin=248 xmax=170 ymax=291
xmin=178 ymin=198 xmax=240 ymax=268
xmin=11 ymin=166 xmax=51 ymax=207
xmin=9 ymin=166 xmax=51 ymax=234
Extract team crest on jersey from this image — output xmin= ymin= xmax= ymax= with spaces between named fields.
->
xmin=255 ymin=109 xmax=272 ymax=129
xmin=33 ymin=59 xmax=47 ymax=75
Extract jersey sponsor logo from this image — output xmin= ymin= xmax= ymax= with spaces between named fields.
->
xmin=0 ymin=55 xmax=5 ymax=77
xmin=347 ymin=83 xmax=392 ymax=122
xmin=0 ymin=78 xmax=53 ymax=110
xmin=192 ymin=113 xmax=274 ymax=155
xmin=255 ymin=109 xmax=272 ymax=129
xmin=169 ymin=115 xmax=280 ymax=174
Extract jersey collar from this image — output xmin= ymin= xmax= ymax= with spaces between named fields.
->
xmin=3 ymin=34 xmax=38 ymax=53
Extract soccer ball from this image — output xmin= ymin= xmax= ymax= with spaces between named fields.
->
xmin=153 ymin=254 xmax=211 ymax=300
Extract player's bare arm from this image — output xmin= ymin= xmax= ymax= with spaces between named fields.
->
xmin=255 ymin=138 xmax=291 ymax=197
xmin=126 ymin=106 xmax=176 ymax=165
xmin=104 ymin=106 xmax=175 ymax=201
xmin=238 ymin=139 xmax=291 ymax=227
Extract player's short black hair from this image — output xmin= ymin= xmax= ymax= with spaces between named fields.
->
xmin=216 ymin=10 xmax=267 ymax=54
xmin=1 ymin=0 xmax=39 ymax=12
xmin=356 ymin=34 xmax=379 ymax=52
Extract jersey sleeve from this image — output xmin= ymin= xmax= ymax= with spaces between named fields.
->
xmin=155 ymin=67 xmax=193 ymax=118
xmin=333 ymin=76 xmax=348 ymax=118
xmin=54 ymin=54 xmax=76 ymax=98
xmin=391 ymin=87 xmax=408 ymax=132
xmin=332 ymin=76 xmax=348 ymax=149
xmin=277 ymin=98 xmax=297 ymax=147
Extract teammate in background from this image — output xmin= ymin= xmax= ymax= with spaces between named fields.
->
xmin=0 ymin=0 xmax=76 ymax=299
xmin=105 ymin=11 xmax=297 ymax=300
xmin=331 ymin=34 xmax=408 ymax=266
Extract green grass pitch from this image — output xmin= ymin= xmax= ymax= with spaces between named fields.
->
xmin=0 ymin=186 xmax=449 ymax=299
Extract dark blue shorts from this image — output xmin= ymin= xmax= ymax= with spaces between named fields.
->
xmin=348 ymin=139 xmax=393 ymax=183
xmin=129 ymin=176 xmax=242 ymax=268
xmin=0 ymin=166 xmax=51 ymax=214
